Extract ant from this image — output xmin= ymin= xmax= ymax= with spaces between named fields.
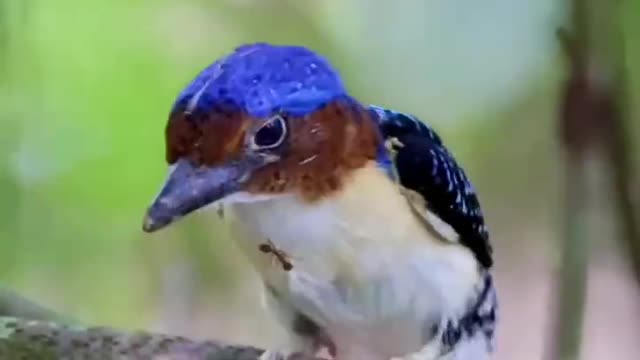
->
xmin=259 ymin=239 xmax=294 ymax=271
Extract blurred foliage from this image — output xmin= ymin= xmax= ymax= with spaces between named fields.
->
xmin=0 ymin=0 xmax=638 ymax=344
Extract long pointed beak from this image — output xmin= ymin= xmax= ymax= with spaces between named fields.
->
xmin=142 ymin=158 xmax=253 ymax=233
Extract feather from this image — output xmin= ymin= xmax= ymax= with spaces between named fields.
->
xmin=370 ymin=106 xmax=493 ymax=268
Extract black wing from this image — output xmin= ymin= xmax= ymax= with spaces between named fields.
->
xmin=370 ymin=105 xmax=493 ymax=268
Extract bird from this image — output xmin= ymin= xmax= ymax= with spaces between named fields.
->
xmin=142 ymin=43 xmax=497 ymax=360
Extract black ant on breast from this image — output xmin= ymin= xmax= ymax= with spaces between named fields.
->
xmin=258 ymin=239 xmax=293 ymax=271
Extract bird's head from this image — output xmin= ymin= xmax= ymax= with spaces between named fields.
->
xmin=143 ymin=43 xmax=384 ymax=232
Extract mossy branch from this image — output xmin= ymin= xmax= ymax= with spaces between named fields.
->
xmin=0 ymin=316 xmax=273 ymax=360
xmin=0 ymin=316 xmax=326 ymax=360
xmin=0 ymin=290 xmax=320 ymax=360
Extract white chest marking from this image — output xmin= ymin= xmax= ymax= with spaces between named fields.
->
xmin=227 ymin=164 xmax=480 ymax=358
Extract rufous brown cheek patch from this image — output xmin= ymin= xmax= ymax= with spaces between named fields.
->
xmin=247 ymin=99 xmax=382 ymax=201
xmin=165 ymin=106 xmax=251 ymax=166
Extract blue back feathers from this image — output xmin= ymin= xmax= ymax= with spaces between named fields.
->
xmin=173 ymin=43 xmax=346 ymax=118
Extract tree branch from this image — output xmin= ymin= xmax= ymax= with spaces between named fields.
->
xmin=0 ymin=291 xmax=322 ymax=360
xmin=0 ymin=316 xmax=270 ymax=360
xmin=548 ymin=0 xmax=637 ymax=359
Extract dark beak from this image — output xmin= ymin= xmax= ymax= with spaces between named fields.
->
xmin=142 ymin=158 xmax=259 ymax=233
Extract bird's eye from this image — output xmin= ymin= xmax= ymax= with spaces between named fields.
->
xmin=253 ymin=115 xmax=287 ymax=150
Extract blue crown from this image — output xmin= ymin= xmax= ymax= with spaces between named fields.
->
xmin=173 ymin=43 xmax=346 ymax=118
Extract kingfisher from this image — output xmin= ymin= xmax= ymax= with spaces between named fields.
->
xmin=142 ymin=43 xmax=497 ymax=360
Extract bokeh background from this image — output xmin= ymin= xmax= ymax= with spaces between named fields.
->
xmin=1 ymin=1 xmax=639 ymax=359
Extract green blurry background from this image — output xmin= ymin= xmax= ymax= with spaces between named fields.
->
xmin=1 ymin=0 xmax=638 ymax=359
